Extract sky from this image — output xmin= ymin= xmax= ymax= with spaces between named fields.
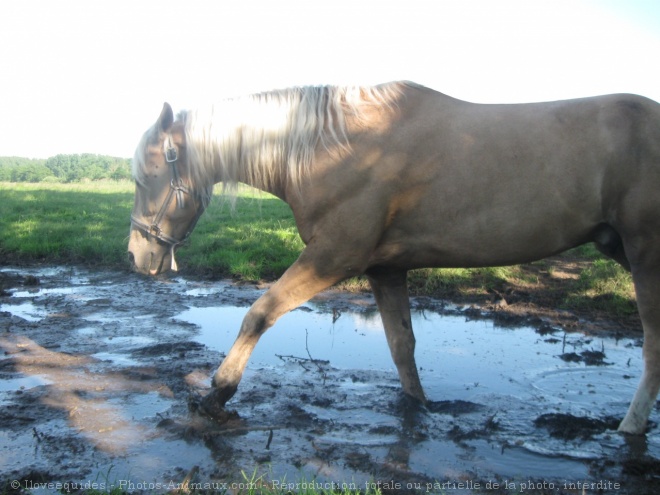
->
xmin=2 ymin=0 xmax=660 ymax=159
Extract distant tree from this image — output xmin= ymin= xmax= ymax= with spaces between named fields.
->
xmin=1 ymin=154 xmax=131 ymax=182
xmin=14 ymin=163 xmax=51 ymax=182
xmin=0 ymin=156 xmax=50 ymax=182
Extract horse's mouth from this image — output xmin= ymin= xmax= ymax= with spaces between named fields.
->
xmin=127 ymin=250 xmax=169 ymax=276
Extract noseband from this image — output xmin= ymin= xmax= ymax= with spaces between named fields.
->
xmin=130 ymin=135 xmax=203 ymax=270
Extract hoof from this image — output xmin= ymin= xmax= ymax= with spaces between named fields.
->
xmin=401 ymin=391 xmax=427 ymax=408
xmin=210 ymin=376 xmax=239 ymax=402
xmin=387 ymin=392 xmax=428 ymax=417
xmin=196 ymin=388 xmax=237 ymax=423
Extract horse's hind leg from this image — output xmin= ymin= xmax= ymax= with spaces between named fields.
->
xmin=367 ymin=268 xmax=426 ymax=403
xmin=619 ymin=258 xmax=660 ymax=434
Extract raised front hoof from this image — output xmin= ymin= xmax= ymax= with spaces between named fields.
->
xmin=195 ymin=388 xmax=237 ymax=424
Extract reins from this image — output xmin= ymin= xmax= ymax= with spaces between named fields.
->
xmin=130 ymin=135 xmax=203 ymax=271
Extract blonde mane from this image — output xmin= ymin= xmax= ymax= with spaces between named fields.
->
xmin=180 ymin=82 xmax=406 ymax=202
xmin=132 ymin=82 xmax=407 ymax=204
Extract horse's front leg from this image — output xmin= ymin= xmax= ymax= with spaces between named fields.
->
xmin=200 ymin=249 xmax=347 ymax=418
xmin=367 ymin=268 xmax=426 ymax=403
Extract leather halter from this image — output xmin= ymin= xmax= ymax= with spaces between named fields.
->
xmin=130 ymin=135 xmax=202 ymax=270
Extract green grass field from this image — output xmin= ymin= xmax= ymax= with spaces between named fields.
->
xmin=0 ymin=181 xmax=303 ymax=278
xmin=0 ymin=181 xmax=135 ymax=265
xmin=0 ymin=181 xmax=636 ymax=318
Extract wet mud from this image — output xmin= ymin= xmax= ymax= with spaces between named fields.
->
xmin=1 ymin=266 xmax=660 ymax=494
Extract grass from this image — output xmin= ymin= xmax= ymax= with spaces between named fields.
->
xmin=0 ymin=181 xmax=637 ymax=319
xmin=0 ymin=181 xmax=135 ymax=265
xmin=0 ymin=181 xmax=303 ymax=277
xmin=187 ymin=189 xmax=304 ymax=280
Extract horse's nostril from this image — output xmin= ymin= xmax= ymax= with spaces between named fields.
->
xmin=127 ymin=251 xmax=135 ymax=265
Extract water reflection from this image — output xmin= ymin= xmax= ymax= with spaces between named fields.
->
xmin=177 ymin=301 xmax=644 ymax=416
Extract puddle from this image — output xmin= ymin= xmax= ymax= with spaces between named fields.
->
xmin=107 ymin=391 xmax=174 ymax=420
xmin=10 ymin=287 xmax=78 ymax=298
xmin=178 ymin=305 xmax=396 ymax=369
xmin=0 ymin=374 xmax=51 ymax=393
xmin=1 ymin=266 xmax=659 ymax=493
xmin=176 ymin=300 xmax=654 ymax=482
xmin=0 ymin=301 xmax=46 ymax=322
xmin=91 ymin=352 xmax=142 ymax=367
xmin=102 ymin=335 xmax=155 ymax=347
xmin=179 ymin=302 xmax=643 ymax=413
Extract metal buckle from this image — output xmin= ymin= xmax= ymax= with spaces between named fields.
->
xmin=165 ymin=145 xmax=178 ymax=163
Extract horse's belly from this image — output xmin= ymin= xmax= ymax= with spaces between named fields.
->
xmin=370 ymin=216 xmax=594 ymax=270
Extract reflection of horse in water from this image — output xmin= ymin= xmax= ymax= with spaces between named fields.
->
xmin=128 ymin=81 xmax=660 ymax=434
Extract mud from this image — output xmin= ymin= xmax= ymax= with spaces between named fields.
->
xmin=1 ymin=265 xmax=660 ymax=494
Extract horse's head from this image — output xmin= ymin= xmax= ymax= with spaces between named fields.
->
xmin=128 ymin=103 xmax=205 ymax=275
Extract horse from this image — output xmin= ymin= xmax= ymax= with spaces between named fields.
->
xmin=128 ymin=81 xmax=660 ymax=434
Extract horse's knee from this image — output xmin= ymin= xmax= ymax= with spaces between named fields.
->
xmin=238 ymin=304 xmax=273 ymax=337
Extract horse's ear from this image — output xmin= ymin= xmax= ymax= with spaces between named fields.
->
xmin=157 ymin=102 xmax=174 ymax=133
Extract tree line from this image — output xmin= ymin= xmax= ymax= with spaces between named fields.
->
xmin=0 ymin=154 xmax=132 ymax=182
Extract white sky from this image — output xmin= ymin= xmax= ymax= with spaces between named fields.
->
xmin=2 ymin=0 xmax=660 ymax=159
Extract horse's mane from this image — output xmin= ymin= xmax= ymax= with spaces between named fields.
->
xmin=134 ymin=81 xmax=408 ymax=204
xmin=185 ymin=81 xmax=409 ymax=203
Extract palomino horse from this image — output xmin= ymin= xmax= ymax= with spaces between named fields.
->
xmin=128 ymin=81 xmax=660 ymax=434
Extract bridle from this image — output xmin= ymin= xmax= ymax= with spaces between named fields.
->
xmin=130 ymin=135 xmax=203 ymax=271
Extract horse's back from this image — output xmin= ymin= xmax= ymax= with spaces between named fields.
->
xmin=336 ymin=85 xmax=660 ymax=269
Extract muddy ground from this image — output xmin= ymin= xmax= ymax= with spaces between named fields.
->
xmin=1 ymin=265 xmax=660 ymax=494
